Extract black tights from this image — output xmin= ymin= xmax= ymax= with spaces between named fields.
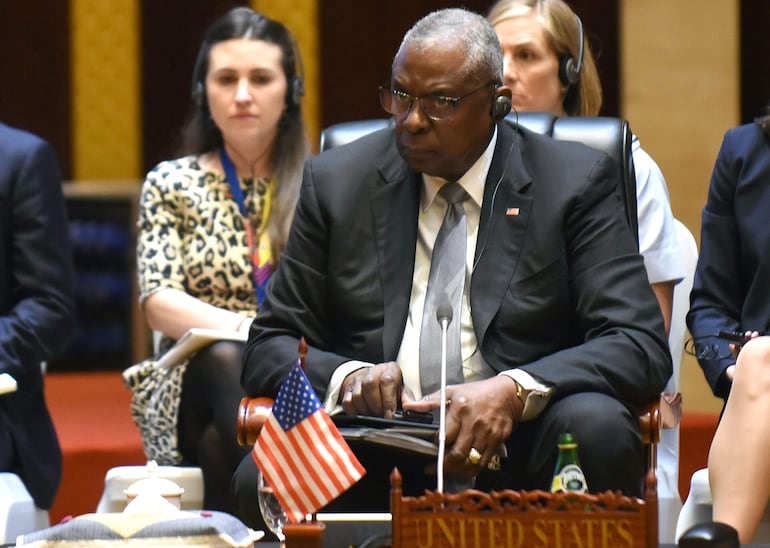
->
xmin=177 ymin=340 xmax=250 ymax=513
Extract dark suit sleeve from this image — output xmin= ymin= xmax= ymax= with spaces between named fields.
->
xmin=512 ymin=151 xmax=672 ymax=409
xmin=243 ymin=158 xmax=347 ymax=398
xmin=687 ymin=128 xmax=751 ymax=399
xmin=0 ymin=136 xmax=75 ymax=381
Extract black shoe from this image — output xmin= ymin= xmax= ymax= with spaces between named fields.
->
xmin=678 ymin=521 xmax=740 ymax=547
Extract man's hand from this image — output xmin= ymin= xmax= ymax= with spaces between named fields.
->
xmin=340 ymin=361 xmax=403 ymax=418
xmin=403 ymin=376 xmax=524 ymax=476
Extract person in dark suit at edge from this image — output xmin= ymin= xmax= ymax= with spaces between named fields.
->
xmin=232 ymin=7 xmax=671 ymax=523
xmin=0 ymin=123 xmax=75 ymax=510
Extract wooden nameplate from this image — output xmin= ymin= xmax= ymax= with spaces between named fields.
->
xmin=390 ymin=468 xmax=657 ymax=548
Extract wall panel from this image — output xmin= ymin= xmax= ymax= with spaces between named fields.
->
xmin=0 ymin=2 xmax=72 ymax=178
xmin=71 ymin=0 xmax=141 ymax=179
xmin=741 ymin=0 xmax=770 ymax=121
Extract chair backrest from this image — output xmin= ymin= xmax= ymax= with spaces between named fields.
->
xmin=318 ymin=113 xmax=638 ymax=245
xmin=319 ymin=119 xmax=393 ymax=151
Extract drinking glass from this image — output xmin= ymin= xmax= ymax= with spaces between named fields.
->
xmin=257 ymin=469 xmax=288 ymax=543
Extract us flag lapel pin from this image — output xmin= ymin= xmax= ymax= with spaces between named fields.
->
xmin=506 ymin=207 xmax=520 ymax=216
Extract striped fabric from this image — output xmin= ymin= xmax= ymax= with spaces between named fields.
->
xmin=253 ymin=362 xmax=365 ymax=523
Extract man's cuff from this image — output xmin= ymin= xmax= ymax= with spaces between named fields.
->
xmin=0 ymin=372 xmax=18 ymax=395
xmin=323 ymin=360 xmax=373 ymax=414
xmin=499 ymin=369 xmax=553 ymax=421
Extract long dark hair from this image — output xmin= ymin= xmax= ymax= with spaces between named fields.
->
xmin=177 ymin=6 xmax=308 ymax=262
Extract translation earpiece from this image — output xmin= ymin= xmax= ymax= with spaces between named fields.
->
xmin=493 ymin=95 xmax=512 ymax=121
xmin=290 ymin=74 xmax=305 ymax=106
xmin=287 ymin=34 xmax=305 ymax=107
xmin=193 ymin=81 xmax=205 ymax=106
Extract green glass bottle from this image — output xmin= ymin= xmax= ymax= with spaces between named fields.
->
xmin=550 ymin=432 xmax=588 ymax=493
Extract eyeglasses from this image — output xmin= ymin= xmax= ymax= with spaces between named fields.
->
xmin=378 ymin=81 xmax=497 ymax=120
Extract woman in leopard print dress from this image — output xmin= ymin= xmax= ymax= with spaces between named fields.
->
xmin=124 ymin=7 xmax=309 ymax=513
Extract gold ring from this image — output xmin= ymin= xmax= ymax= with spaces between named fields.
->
xmin=468 ymin=447 xmax=482 ymax=465
xmin=487 ymin=454 xmax=501 ymax=471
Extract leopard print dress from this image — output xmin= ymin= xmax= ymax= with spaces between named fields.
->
xmin=123 ymin=155 xmax=271 ymax=464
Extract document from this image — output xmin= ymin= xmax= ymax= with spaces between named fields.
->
xmin=333 ymin=414 xmax=507 ymax=461
xmin=333 ymin=415 xmax=439 ymax=457
xmin=156 ymin=328 xmax=247 ymax=369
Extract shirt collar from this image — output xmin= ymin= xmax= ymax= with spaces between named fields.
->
xmin=421 ymin=127 xmax=498 ymax=211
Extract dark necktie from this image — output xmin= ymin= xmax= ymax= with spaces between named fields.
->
xmin=419 ymin=182 xmax=468 ymax=396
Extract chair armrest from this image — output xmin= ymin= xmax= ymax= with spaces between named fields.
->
xmin=236 ymin=396 xmax=274 ymax=446
xmin=638 ymin=399 xmax=662 ymax=447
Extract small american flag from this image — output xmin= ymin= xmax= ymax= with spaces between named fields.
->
xmin=253 ymin=361 xmax=365 ymax=523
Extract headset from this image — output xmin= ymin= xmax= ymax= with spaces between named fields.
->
xmin=191 ymin=26 xmax=305 ymax=110
xmin=558 ymin=13 xmax=584 ymax=87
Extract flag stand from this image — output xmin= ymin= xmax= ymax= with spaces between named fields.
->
xmin=283 ymin=514 xmax=325 ymax=548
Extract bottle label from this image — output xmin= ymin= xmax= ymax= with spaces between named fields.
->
xmin=551 ymin=464 xmax=587 ymax=493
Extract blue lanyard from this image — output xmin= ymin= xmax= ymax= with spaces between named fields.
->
xmin=219 ymin=148 xmax=267 ymax=307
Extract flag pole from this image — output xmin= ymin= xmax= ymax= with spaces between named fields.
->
xmin=299 ymin=337 xmax=308 ymax=372
xmin=282 ymin=337 xmax=326 ymax=545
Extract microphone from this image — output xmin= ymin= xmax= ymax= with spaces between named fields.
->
xmin=435 ymin=296 xmax=453 ymax=493
xmin=436 ymin=302 xmax=453 ymax=328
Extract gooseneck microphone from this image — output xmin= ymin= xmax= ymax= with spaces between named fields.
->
xmin=436 ymin=302 xmax=453 ymax=328
xmin=435 ymin=298 xmax=453 ymax=493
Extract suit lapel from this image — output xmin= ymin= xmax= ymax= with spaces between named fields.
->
xmin=471 ymin=124 xmax=533 ymax=342
xmin=370 ymin=145 xmax=420 ymax=361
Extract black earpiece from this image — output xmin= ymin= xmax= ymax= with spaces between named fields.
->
xmin=493 ymin=95 xmax=512 ymax=121
xmin=193 ymin=81 xmax=205 ymax=107
xmin=190 ymin=40 xmax=208 ymax=108
xmin=558 ymin=14 xmax=584 ymax=87
xmin=286 ymin=33 xmax=305 ymax=107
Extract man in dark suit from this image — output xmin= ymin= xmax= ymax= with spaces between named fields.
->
xmin=0 ymin=123 xmax=75 ymax=510
xmin=233 ymin=7 xmax=670 ymax=522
